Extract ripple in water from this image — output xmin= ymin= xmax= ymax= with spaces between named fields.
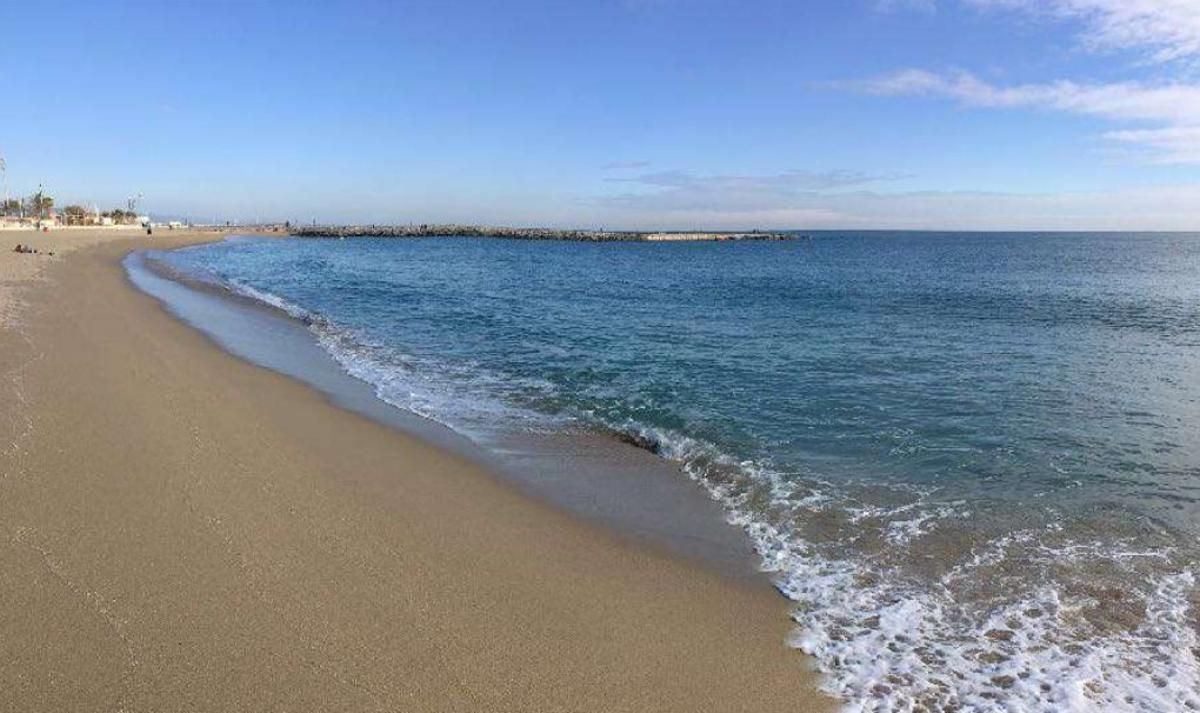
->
xmin=159 ymin=232 xmax=1200 ymax=711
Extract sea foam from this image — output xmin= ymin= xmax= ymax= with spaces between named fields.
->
xmin=175 ymin=241 xmax=1200 ymax=713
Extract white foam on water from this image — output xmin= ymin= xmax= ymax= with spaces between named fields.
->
xmin=221 ymin=278 xmax=558 ymax=441
xmin=202 ymin=274 xmax=1200 ymax=712
xmin=224 ymin=278 xmax=319 ymax=323
xmin=617 ymin=422 xmax=1200 ymax=713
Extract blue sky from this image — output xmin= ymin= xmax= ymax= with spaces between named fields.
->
xmin=3 ymin=0 xmax=1200 ymax=229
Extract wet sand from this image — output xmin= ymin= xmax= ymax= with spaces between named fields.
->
xmin=0 ymin=229 xmax=832 ymax=711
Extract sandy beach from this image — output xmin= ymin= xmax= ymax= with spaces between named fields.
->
xmin=0 ymin=229 xmax=831 ymax=711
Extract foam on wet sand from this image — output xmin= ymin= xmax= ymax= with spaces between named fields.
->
xmin=0 ymin=229 xmax=832 ymax=711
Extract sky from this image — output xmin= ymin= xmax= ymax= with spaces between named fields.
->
xmin=3 ymin=0 xmax=1200 ymax=230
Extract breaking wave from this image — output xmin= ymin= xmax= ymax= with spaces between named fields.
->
xmin=159 ymin=234 xmax=1200 ymax=712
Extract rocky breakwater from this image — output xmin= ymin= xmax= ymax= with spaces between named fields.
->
xmin=290 ymin=224 xmax=793 ymax=242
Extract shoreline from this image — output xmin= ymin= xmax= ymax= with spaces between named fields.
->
xmin=0 ymin=229 xmax=833 ymax=710
xmin=129 ymin=242 xmax=769 ymax=581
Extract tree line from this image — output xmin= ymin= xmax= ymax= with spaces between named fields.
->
xmin=1 ymin=194 xmax=53 ymax=218
xmin=1 ymin=193 xmax=141 ymax=225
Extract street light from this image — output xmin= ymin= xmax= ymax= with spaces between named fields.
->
xmin=0 ymin=153 xmax=7 ymax=218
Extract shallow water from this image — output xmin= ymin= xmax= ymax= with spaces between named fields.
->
xmin=124 ymin=251 xmax=761 ymax=580
xmin=154 ymin=232 xmax=1200 ymax=711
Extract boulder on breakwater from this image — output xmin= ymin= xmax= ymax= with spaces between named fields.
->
xmin=290 ymin=224 xmax=793 ymax=242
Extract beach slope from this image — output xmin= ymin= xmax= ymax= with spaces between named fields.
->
xmin=0 ymin=231 xmax=831 ymax=712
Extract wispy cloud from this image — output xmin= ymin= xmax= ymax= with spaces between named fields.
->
xmin=602 ymin=160 xmax=652 ymax=170
xmin=967 ymin=0 xmax=1200 ymax=64
xmin=875 ymin=0 xmax=937 ymax=13
xmin=591 ymin=181 xmax=1200 ymax=230
xmin=829 ymin=182 xmax=1200 ymax=230
xmin=600 ymin=169 xmax=910 ymax=212
xmin=856 ymin=68 xmax=1200 ymax=162
xmin=1103 ymin=126 xmax=1200 ymax=164
xmin=859 ymin=69 xmax=1200 ymax=122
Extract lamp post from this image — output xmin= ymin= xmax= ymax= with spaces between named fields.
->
xmin=0 ymin=154 xmax=7 ymax=217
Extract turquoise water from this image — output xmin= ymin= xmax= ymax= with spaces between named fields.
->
xmin=157 ymin=233 xmax=1200 ymax=711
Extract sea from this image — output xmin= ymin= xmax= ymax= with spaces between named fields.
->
xmin=131 ymin=232 xmax=1200 ymax=712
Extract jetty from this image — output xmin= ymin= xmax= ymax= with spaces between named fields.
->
xmin=289 ymin=224 xmax=792 ymax=242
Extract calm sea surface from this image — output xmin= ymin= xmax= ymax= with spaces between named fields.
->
xmin=157 ymin=232 xmax=1200 ymax=711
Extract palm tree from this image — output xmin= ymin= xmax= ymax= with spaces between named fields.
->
xmin=27 ymin=188 xmax=53 ymax=220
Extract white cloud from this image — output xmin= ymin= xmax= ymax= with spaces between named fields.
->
xmin=860 ymin=69 xmax=1200 ymax=123
xmin=602 ymin=160 xmax=652 ymax=170
xmin=875 ymin=0 xmax=937 ymax=13
xmin=584 ymin=166 xmax=1200 ymax=230
xmin=968 ymin=0 xmax=1200 ymax=64
xmin=594 ymin=207 xmax=856 ymax=230
xmin=602 ymin=169 xmax=910 ymax=212
xmin=593 ymin=183 xmax=1200 ymax=231
xmin=858 ymin=69 xmax=1200 ymax=162
xmin=1103 ymin=126 xmax=1200 ymax=163
xmin=859 ymin=1 xmax=1200 ymax=163
xmin=824 ymin=184 xmax=1200 ymax=230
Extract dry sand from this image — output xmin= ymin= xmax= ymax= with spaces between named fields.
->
xmin=0 ymin=227 xmax=175 ymax=325
xmin=0 ymin=229 xmax=833 ymax=712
